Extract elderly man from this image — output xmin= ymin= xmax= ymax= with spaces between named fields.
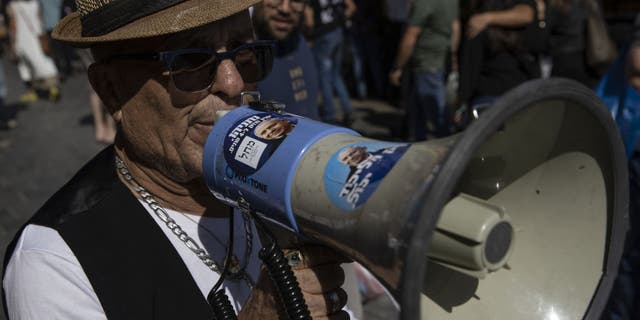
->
xmin=2 ymin=1 xmax=349 ymax=319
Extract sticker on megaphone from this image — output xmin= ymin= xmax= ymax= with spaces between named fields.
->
xmin=324 ymin=142 xmax=410 ymax=211
xmin=223 ymin=112 xmax=299 ymax=176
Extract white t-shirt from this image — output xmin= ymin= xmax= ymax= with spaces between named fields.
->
xmin=3 ymin=202 xmax=262 ymax=319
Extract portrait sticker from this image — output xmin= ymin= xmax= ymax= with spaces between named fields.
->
xmin=224 ymin=112 xmax=298 ymax=176
xmin=323 ymin=142 xmax=410 ymax=211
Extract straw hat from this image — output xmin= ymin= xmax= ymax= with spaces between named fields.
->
xmin=53 ymin=0 xmax=261 ymax=47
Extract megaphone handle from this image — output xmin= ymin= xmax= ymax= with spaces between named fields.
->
xmin=239 ymin=198 xmax=312 ymax=320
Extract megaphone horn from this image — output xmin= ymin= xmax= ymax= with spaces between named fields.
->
xmin=203 ymin=78 xmax=628 ymax=319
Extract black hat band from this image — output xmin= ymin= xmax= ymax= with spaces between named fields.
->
xmin=81 ymin=0 xmax=187 ymax=37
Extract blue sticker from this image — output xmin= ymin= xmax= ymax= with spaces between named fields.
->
xmin=223 ymin=112 xmax=298 ymax=176
xmin=324 ymin=142 xmax=410 ymax=211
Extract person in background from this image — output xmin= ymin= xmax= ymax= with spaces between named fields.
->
xmin=38 ymin=0 xmax=69 ymax=78
xmin=383 ymin=0 xmax=410 ymax=93
xmin=2 ymin=1 xmax=350 ymax=319
xmin=384 ymin=0 xmax=413 ymax=139
xmin=457 ymin=0 xmax=535 ymax=123
xmin=523 ymin=0 xmax=551 ymax=78
xmin=306 ymin=0 xmax=357 ymax=126
xmin=6 ymin=0 xmax=60 ymax=103
xmin=344 ymin=15 xmax=366 ymax=100
xmin=87 ymin=77 xmax=116 ymax=144
xmin=389 ymin=0 xmax=460 ymax=141
xmin=75 ymin=47 xmax=116 ymax=144
xmin=602 ymin=13 xmax=640 ymax=320
xmin=58 ymin=0 xmax=78 ymax=74
xmin=465 ymin=0 xmax=536 ymax=39
xmin=90 ymin=85 xmax=116 ymax=144
xmin=253 ymin=0 xmax=321 ymax=120
xmin=629 ymin=27 xmax=640 ymax=93
xmin=253 ymin=3 xmax=365 ymax=317
xmin=348 ymin=0 xmax=387 ymax=100
xmin=0 ymin=5 xmax=13 ymax=130
xmin=547 ymin=0 xmax=599 ymax=88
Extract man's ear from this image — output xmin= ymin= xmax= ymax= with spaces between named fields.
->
xmin=88 ymin=62 xmax=123 ymax=122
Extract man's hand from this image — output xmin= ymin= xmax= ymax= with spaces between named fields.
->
xmin=389 ymin=68 xmax=403 ymax=87
xmin=466 ymin=13 xmax=491 ymax=39
xmin=239 ymin=245 xmax=351 ymax=320
xmin=466 ymin=4 xmax=534 ymax=39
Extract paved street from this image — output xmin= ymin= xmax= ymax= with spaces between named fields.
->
xmin=0 ymin=58 xmax=401 ymax=319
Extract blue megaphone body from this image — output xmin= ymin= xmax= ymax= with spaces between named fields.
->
xmin=202 ymin=104 xmax=358 ymax=232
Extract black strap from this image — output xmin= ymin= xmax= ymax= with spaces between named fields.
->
xmin=81 ymin=0 xmax=186 ymax=37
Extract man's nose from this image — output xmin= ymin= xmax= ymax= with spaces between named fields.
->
xmin=209 ymin=59 xmax=244 ymax=98
xmin=278 ymin=0 xmax=292 ymax=13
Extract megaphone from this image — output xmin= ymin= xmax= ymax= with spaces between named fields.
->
xmin=202 ymin=78 xmax=628 ymax=319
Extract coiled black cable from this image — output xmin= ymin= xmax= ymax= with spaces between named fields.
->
xmin=208 ymin=289 xmax=237 ymax=320
xmin=208 ymin=200 xmax=312 ymax=320
xmin=207 ymin=207 xmax=237 ymax=320
xmin=243 ymin=202 xmax=311 ymax=320
xmin=258 ymin=241 xmax=312 ymax=320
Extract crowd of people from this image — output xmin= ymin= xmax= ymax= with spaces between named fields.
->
xmin=0 ymin=1 xmax=636 ymax=131
xmin=0 ymin=0 xmax=639 ymax=319
xmin=1 ymin=0 xmax=635 ymax=141
xmin=249 ymin=0 xmax=637 ymax=145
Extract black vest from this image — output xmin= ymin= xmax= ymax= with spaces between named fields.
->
xmin=2 ymin=147 xmax=214 ymax=319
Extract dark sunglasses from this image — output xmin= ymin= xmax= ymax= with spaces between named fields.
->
xmin=107 ymin=40 xmax=275 ymax=92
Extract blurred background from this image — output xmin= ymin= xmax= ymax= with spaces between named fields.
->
xmin=1 ymin=0 xmax=640 ymax=319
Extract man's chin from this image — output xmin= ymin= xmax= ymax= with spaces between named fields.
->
xmin=268 ymin=24 xmax=293 ymax=40
xmin=271 ymin=31 xmax=290 ymax=41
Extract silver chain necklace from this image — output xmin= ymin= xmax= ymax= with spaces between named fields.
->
xmin=115 ymin=156 xmax=255 ymax=289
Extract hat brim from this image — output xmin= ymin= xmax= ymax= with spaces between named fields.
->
xmin=53 ymin=0 xmax=261 ymax=47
